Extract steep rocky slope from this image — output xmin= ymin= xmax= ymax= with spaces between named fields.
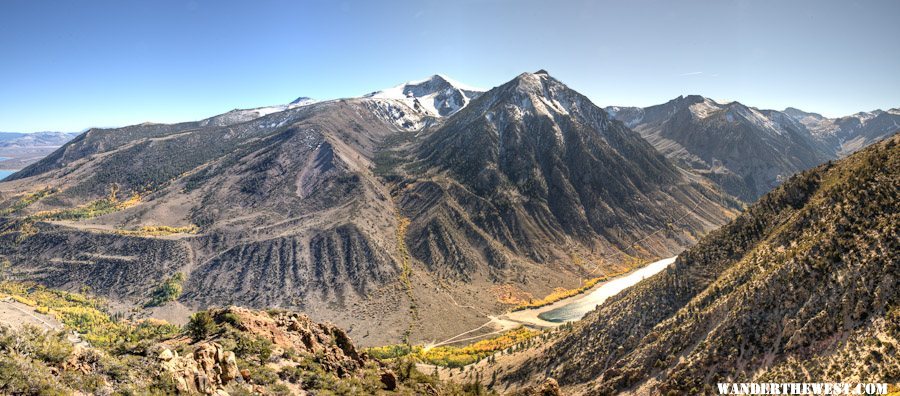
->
xmin=501 ymin=133 xmax=899 ymax=395
xmin=0 ymin=99 xmax=415 ymax=345
xmin=399 ymin=72 xmax=736 ymax=284
xmin=0 ymin=72 xmax=736 ymax=348
xmin=606 ymin=96 xmax=834 ymax=202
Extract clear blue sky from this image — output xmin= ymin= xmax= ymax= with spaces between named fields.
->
xmin=2 ymin=0 xmax=899 ymax=132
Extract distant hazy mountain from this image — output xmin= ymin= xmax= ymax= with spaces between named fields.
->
xmin=783 ymin=106 xmax=900 ymax=156
xmin=0 ymin=131 xmax=79 ymax=171
xmin=0 ymin=72 xmax=735 ymax=346
xmin=606 ymin=96 xmax=837 ymax=202
xmin=502 ymin=133 xmax=899 ymax=395
xmin=0 ymin=131 xmax=79 ymax=147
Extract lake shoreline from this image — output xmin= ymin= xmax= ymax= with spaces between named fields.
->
xmin=500 ymin=256 xmax=677 ymax=328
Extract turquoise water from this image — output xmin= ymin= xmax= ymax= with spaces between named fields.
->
xmin=537 ymin=256 xmax=678 ymax=323
xmin=0 ymin=170 xmax=17 ymax=180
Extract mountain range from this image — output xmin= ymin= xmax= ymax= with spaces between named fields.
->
xmin=0 ymin=72 xmax=896 ymax=348
xmin=605 ymin=97 xmax=900 ymax=201
xmin=0 ymin=71 xmax=896 ymax=394
xmin=0 ymin=72 xmax=740 ymax=346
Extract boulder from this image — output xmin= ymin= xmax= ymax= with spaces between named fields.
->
xmin=380 ymin=369 xmax=398 ymax=390
xmin=157 ymin=342 xmax=243 ymax=394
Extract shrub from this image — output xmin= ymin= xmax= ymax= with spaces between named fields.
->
xmin=144 ymin=273 xmax=185 ymax=308
xmin=232 ymin=332 xmax=272 ymax=361
xmin=0 ymin=354 xmax=68 ymax=395
xmin=185 ymin=311 xmax=218 ymax=341
xmin=244 ymin=363 xmax=279 ymax=385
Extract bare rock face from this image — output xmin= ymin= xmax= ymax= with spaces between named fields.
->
xmin=605 ymin=95 xmax=836 ymax=202
xmin=214 ymin=306 xmax=366 ymax=375
xmin=516 ymin=378 xmax=562 ymax=396
xmin=157 ymin=342 xmax=242 ymax=395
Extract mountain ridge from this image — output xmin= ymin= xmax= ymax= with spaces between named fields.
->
xmin=603 ymin=95 xmax=877 ymax=202
xmin=0 ymin=71 xmax=737 ymax=347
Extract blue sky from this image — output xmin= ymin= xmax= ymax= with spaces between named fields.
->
xmin=2 ymin=0 xmax=898 ymax=132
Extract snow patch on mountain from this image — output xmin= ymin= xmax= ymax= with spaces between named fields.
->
xmin=783 ymin=107 xmax=839 ymax=138
xmin=200 ymin=98 xmax=318 ymax=127
xmin=364 ymin=74 xmax=483 ymax=117
xmin=688 ymin=98 xmax=724 ymax=119
xmin=363 ymin=99 xmax=428 ymax=131
xmin=723 ymin=104 xmax=788 ymax=136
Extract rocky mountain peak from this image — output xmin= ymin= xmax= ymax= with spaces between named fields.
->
xmin=471 ymin=70 xmax=607 ymax=128
xmin=783 ymin=106 xmax=825 ymax=120
xmin=290 ymin=96 xmax=315 ymax=105
xmin=363 ymin=74 xmax=483 ymax=117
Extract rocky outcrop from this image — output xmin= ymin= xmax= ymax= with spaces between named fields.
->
xmin=515 ymin=378 xmax=562 ymax=396
xmin=157 ymin=342 xmax=241 ymax=395
xmin=213 ymin=307 xmax=365 ymax=375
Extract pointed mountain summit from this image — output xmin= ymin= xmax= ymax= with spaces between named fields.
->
xmin=364 ymin=74 xmax=483 ymax=117
xmin=403 ymin=72 xmax=735 ymax=279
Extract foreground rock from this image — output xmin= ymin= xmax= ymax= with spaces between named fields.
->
xmin=157 ymin=342 xmax=241 ymax=394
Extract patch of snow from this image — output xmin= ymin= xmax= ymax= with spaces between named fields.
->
xmin=200 ymin=99 xmax=317 ymax=127
xmin=363 ymin=99 xmax=426 ymax=131
xmin=364 ymin=74 xmax=484 ymax=117
xmin=725 ymin=104 xmax=787 ymax=136
xmin=689 ymin=98 xmax=724 ymax=119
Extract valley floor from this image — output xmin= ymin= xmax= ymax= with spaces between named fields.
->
xmin=421 ymin=256 xmax=678 ymax=352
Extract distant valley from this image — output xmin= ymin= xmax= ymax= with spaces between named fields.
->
xmin=0 ymin=131 xmax=78 ymax=177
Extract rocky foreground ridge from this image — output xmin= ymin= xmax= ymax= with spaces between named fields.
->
xmin=0 ymin=286 xmax=490 ymax=395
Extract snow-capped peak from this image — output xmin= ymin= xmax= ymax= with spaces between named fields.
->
xmin=364 ymin=74 xmax=484 ymax=117
xmin=850 ymin=110 xmax=883 ymax=122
